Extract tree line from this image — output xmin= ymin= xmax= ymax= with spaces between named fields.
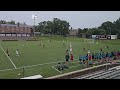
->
xmin=1 ymin=17 xmax=120 ymax=38
xmin=36 ymin=18 xmax=70 ymax=36
xmin=35 ymin=17 xmax=120 ymax=38
xmin=77 ymin=18 xmax=120 ymax=38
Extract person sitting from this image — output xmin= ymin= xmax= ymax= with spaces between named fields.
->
xmin=79 ymin=55 xmax=83 ymax=64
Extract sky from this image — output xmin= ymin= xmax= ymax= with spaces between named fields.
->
xmin=0 ymin=11 xmax=120 ymax=29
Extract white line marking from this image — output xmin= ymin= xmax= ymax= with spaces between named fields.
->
xmin=51 ymin=66 xmax=62 ymax=73
xmin=0 ymin=67 xmax=25 ymax=72
xmin=51 ymin=61 xmax=80 ymax=72
xmin=22 ymin=60 xmax=65 ymax=68
xmin=0 ymin=68 xmax=16 ymax=72
xmin=21 ymin=59 xmax=79 ymax=68
xmin=0 ymin=45 xmax=17 ymax=69
xmin=0 ymin=59 xmax=80 ymax=72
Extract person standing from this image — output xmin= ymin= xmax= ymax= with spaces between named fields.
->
xmin=7 ymin=48 xmax=10 ymax=56
xmin=69 ymin=42 xmax=73 ymax=54
xmin=65 ymin=53 xmax=69 ymax=64
xmin=63 ymin=40 xmax=65 ymax=46
xmin=107 ymin=46 xmax=109 ymax=49
xmin=70 ymin=53 xmax=74 ymax=61
xmin=16 ymin=49 xmax=19 ymax=56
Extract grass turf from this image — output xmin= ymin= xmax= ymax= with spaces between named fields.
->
xmin=0 ymin=35 xmax=120 ymax=79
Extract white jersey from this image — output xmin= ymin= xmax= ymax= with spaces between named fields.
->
xmin=16 ymin=50 xmax=19 ymax=55
xmin=88 ymin=50 xmax=90 ymax=54
xmin=70 ymin=48 xmax=72 ymax=52
xmin=70 ymin=43 xmax=72 ymax=48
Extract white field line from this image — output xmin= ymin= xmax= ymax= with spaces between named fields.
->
xmin=0 ymin=68 xmax=16 ymax=72
xmin=20 ymin=59 xmax=79 ymax=68
xmin=0 ymin=67 xmax=25 ymax=72
xmin=69 ymin=64 xmax=81 ymax=68
xmin=22 ymin=60 xmax=65 ymax=68
xmin=0 ymin=45 xmax=17 ymax=69
xmin=51 ymin=60 xmax=80 ymax=73
xmin=52 ymin=63 xmax=81 ymax=69
xmin=52 ymin=60 xmax=80 ymax=67
xmin=0 ymin=59 xmax=79 ymax=72
xmin=51 ymin=66 xmax=62 ymax=73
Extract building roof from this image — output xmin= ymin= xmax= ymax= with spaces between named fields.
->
xmin=0 ymin=24 xmax=32 ymax=28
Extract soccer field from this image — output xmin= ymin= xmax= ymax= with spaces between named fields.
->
xmin=0 ymin=36 xmax=120 ymax=79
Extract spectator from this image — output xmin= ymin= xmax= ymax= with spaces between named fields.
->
xmin=65 ymin=53 xmax=69 ymax=64
xmin=70 ymin=53 xmax=74 ymax=61
xmin=6 ymin=48 xmax=10 ymax=56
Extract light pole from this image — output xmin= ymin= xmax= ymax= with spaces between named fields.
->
xmin=32 ymin=15 xmax=37 ymax=37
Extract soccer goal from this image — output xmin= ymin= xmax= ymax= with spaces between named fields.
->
xmin=84 ymin=39 xmax=95 ymax=43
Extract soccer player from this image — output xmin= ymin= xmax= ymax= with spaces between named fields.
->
xmin=116 ymin=51 xmax=120 ymax=59
xmin=89 ymin=54 xmax=92 ymax=61
xmin=70 ymin=42 xmax=72 ymax=48
xmin=50 ymin=39 xmax=51 ymax=43
xmin=69 ymin=42 xmax=73 ymax=54
xmin=66 ymin=49 xmax=69 ymax=54
xmin=119 ymin=51 xmax=120 ymax=59
xmin=100 ymin=48 xmax=103 ymax=52
xmin=111 ymin=51 xmax=114 ymax=57
xmin=99 ymin=53 xmax=102 ymax=63
xmin=6 ymin=48 xmax=10 ymax=56
xmin=87 ymin=49 xmax=90 ymax=55
xmin=70 ymin=53 xmax=74 ymax=61
xmin=92 ymin=53 xmax=95 ymax=60
xmin=107 ymin=46 xmax=109 ymax=49
xmin=113 ymin=51 xmax=117 ymax=60
xmin=83 ymin=55 xmax=87 ymax=64
xmin=101 ymin=52 xmax=105 ymax=62
xmin=39 ymin=41 xmax=42 ymax=46
xmin=83 ymin=48 xmax=86 ymax=51
xmin=65 ymin=53 xmax=69 ymax=64
xmin=79 ymin=55 xmax=83 ymax=64
xmin=106 ymin=52 xmax=109 ymax=62
xmin=41 ymin=43 xmax=45 ymax=48
xmin=70 ymin=47 xmax=73 ymax=54
xmin=96 ymin=53 xmax=99 ymax=61
xmin=63 ymin=40 xmax=65 ymax=46
xmin=43 ymin=44 xmax=45 ymax=48
xmin=16 ymin=49 xmax=19 ymax=56
xmin=108 ymin=52 xmax=112 ymax=62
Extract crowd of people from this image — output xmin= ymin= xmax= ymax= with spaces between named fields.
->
xmin=79 ymin=50 xmax=120 ymax=64
xmin=65 ymin=45 xmax=120 ymax=65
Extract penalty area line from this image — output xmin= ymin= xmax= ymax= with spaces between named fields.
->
xmin=0 ymin=45 xmax=17 ymax=69
xmin=17 ymin=59 xmax=79 ymax=69
xmin=51 ymin=66 xmax=62 ymax=73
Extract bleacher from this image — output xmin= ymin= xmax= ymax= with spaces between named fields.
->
xmin=76 ymin=65 xmax=120 ymax=79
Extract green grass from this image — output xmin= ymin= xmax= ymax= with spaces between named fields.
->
xmin=0 ymin=36 xmax=120 ymax=79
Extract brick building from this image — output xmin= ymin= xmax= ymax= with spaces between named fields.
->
xmin=0 ymin=24 xmax=33 ymax=37
xmin=69 ymin=29 xmax=78 ymax=37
